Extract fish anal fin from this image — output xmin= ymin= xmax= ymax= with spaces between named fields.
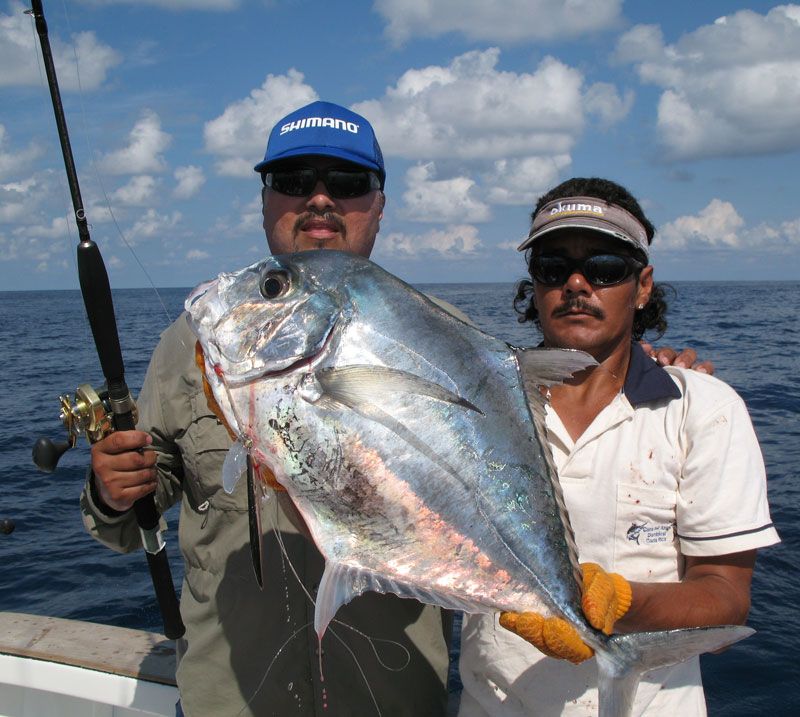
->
xmin=315 ymin=562 xmax=367 ymax=638
xmin=314 ymin=562 xmax=494 ymax=639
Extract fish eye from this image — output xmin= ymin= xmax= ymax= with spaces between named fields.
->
xmin=259 ymin=270 xmax=290 ymax=299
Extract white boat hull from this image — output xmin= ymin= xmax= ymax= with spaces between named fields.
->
xmin=0 ymin=613 xmax=178 ymax=717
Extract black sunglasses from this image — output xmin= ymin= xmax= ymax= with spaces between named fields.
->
xmin=263 ymin=166 xmax=382 ymax=199
xmin=531 ymin=253 xmax=644 ymax=287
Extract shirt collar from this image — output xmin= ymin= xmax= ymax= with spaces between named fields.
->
xmin=624 ymin=341 xmax=681 ymax=405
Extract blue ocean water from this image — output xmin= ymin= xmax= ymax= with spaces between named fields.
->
xmin=1 ymin=281 xmax=797 ymax=714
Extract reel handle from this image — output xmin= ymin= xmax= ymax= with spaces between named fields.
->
xmin=32 ymin=437 xmax=72 ymax=473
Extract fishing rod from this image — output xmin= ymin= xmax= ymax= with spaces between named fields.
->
xmin=27 ymin=0 xmax=184 ymax=640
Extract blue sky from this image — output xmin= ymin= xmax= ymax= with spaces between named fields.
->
xmin=1 ymin=0 xmax=798 ymax=291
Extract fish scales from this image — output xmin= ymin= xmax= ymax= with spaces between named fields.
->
xmin=187 ymin=250 xmax=753 ymax=717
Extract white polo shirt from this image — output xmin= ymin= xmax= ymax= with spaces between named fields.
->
xmin=459 ymin=343 xmax=779 ymax=717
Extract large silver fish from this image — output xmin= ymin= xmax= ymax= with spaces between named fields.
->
xmin=186 ymin=250 xmax=751 ymax=717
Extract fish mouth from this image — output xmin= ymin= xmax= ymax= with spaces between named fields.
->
xmin=221 ymin=318 xmax=340 ymax=386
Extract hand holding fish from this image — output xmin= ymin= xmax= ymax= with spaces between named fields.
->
xmin=90 ymin=431 xmax=158 ymax=513
xmin=500 ymin=563 xmax=631 ymax=663
xmin=640 ymin=343 xmax=714 ymax=374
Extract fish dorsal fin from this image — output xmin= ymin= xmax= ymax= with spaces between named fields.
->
xmin=316 ymin=364 xmax=483 ymax=415
xmin=515 ymin=347 xmax=596 ymax=407
xmin=514 ymin=347 xmax=596 ymax=588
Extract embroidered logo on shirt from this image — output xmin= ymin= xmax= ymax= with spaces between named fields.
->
xmin=626 ymin=521 xmax=676 ymax=545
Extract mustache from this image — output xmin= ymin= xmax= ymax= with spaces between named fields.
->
xmin=294 ymin=211 xmax=346 ymax=236
xmin=551 ymin=298 xmax=605 ymax=319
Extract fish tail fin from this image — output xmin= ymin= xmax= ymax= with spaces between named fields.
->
xmin=595 ymin=625 xmax=754 ymax=717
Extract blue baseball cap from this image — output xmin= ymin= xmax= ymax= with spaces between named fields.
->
xmin=254 ymin=101 xmax=385 ymax=185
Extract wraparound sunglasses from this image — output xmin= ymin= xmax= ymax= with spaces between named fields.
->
xmin=531 ymin=253 xmax=644 ymax=286
xmin=263 ymin=166 xmax=382 ymax=199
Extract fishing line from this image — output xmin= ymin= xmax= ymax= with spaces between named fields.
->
xmin=331 ymin=621 xmax=411 ymax=673
xmin=255 ymin=497 xmax=399 ymax=716
xmin=271 ymin=506 xmax=411 ymax=674
xmin=236 ymin=620 xmax=315 ymax=717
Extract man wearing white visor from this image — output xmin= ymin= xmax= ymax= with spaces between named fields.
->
xmin=458 ymin=177 xmax=779 ymax=716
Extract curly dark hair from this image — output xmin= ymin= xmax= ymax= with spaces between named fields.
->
xmin=514 ymin=177 xmax=669 ymax=340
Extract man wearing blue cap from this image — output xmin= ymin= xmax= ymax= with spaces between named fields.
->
xmin=256 ymin=101 xmax=387 ymax=259
xmin=80 ymin=101 xmax=452 ymax=717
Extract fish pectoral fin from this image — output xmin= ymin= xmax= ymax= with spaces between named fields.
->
xmin=222 ymin=438 xmax=249 ymax=494
xmin=316 ymin=365 xmax=483 ymax=415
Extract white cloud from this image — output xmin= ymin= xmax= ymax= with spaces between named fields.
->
xmin=616 ymin=5 xmax=800 ymax=159
xmin=656 ymin=199 xmax=800 ymax=253
xmin=772 ymin=217 xmax=800 ymax=247
xmin=0 ymin=2 xmax=120 ymax=90
xmin=97 ymin=111 xmax=172 ymax=176
xmin=0 ymin=178 xmax=37 ymax=224
xmin=0 ymin=171 xmax=64 ymax=226
xmin=400 ymin=163 xmax=490 ymax=223
xmin=374 ymin=0 xmax=623 ymax=44
xmin=354 ymin=50 xmax=587 ymax=162
xmin=173 ymin=165 xmax=205 ymax=199
xmin=111 ymin=175 xmax=160 ymax=206
xmin=657 ymin=199 xmax=744 ymax=250
xmin=0 ymin=125 xmax=45 ymax=181
xmin=35 ymin=257 xmax=69 ymax=274
xmin=381 ymin=224 xmax=483 ymax=256
xmin=25 ymin=215 xmax=71 ymax=241
xmin=204 ymin=70 xmax=318 ymax=177
xmin=187 ymin=249 xmax=210 ymax=260
xmin=583 ymin=82 xmax=634 ymax=128
xmin=354 ymin=48 xmax=623 ymax=215
xmin=484 ymin=155 xmax=571 ymax=205
xmin=128 ymin=208 xmax=182 ymax=243
xmin=0 ymin=215 xmax=70 ymax=263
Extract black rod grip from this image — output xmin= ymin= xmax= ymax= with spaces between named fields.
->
xmin=133 ymin=495 xmax=161 ymax=534
xmin=77 ymin=241 xmax=124 ymax=381
xmin=145 ymin=548 xmax=186 ymax=640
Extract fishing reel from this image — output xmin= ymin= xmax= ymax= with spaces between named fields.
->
xmin=32 ymin=383 xmax=137 ymax=473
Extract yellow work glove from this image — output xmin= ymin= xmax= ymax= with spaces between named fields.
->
xmin=500 ymin=563 xmax=632 ymax=664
